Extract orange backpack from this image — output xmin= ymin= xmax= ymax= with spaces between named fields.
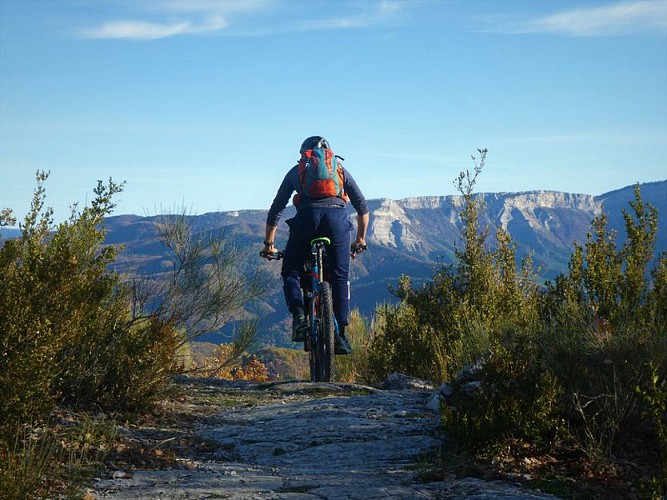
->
xmin=293 ymin=148 xmax=348 ymax=205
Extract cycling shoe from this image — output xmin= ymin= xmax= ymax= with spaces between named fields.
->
xmin=335 ymin=335 xmax=352 ymax=355
xmin=292 ymin=314 xmax=309 ymax=342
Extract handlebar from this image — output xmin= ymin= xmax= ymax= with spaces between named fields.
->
xmin=351 ymin=243 xmax=368 ymax=258
xmin=260 ymin=244 xmax=367 ymax=261
xmin=259 ymin=250 xmax=283 ymax=260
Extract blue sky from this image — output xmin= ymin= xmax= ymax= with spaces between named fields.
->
xmin=1 ymin=0 xmax=666 ymax=224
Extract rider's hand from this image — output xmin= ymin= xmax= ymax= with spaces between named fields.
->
xmin=261 ymin=241 xmax=279 ymax=260
xmin=351 ymin=238 xmax=367 ymax=259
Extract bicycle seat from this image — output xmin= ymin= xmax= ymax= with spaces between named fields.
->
xmin=310 ymin=237 xmax=331 ymax=246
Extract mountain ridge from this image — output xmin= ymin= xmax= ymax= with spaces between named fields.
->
xmin=102 ymin=180 xmax=665 ymax=346
xmin=2 ymin=180 xmax=664 ymax=346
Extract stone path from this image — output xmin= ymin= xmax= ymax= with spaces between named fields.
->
xmin=92 ymin=377 xmax=557 ymax=499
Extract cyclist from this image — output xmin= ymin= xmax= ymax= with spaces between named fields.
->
xmin=262 ymin=136 xmax=369 ymax=355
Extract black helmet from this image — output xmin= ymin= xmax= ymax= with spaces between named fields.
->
xmin=300 ymin=136 xmax=330 ymax=154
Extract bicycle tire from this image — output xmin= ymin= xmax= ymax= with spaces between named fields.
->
xmin=317 ymin=282 xmax=336 ymax=382
xmin=307 ymin=294 xmax=321 ymax=382
xmin=306 ymin=295 xmax=317 ymax=382
xmin=307 ymin=315 xmax=317 ymax=382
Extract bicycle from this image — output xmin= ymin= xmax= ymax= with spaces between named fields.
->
xmin=260 ymin=239 xmax=367 ymax=382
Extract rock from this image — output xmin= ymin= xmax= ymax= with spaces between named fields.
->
xmin=91 ymin=379 xmax=556 ymax=499
xmin=439 ymin=355 xmax=489 ymax=411
xmin=111 ymin=471 xmax=133 ymax=479
xmin=425 ymin=393 xmax=441 ymax=413
xmin=382 ymin=372 xmax=436 ymax=391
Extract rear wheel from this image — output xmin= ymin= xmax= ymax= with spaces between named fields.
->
xmin=307 ymin=299 xmax=317 ymax=382
xmin=311 ymin=281 xmax=336 ymax=382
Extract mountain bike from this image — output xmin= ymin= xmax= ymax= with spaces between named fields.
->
xmin=260 ymin=238 xmax=367 ymax=382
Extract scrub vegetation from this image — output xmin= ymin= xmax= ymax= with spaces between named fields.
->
xmin=0 ymin=171 xmax=266 ymax=498
xmin=1 ymin=155 xmax=665 ymax=497
xmin=363 ymin=150 xmax=667 ymax=497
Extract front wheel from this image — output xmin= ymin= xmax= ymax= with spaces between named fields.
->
xmin=311 ymin=282 xmax=335 ymax=382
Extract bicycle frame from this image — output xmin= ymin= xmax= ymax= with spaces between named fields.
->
xmin=303 ymin=237 xmax=338 ymax=382
xmin=304 ymin=238 xmax=339 ymax=324
xmin=261 ymin=234 xmax=361 ymax=382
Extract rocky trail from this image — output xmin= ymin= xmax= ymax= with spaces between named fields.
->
xmin=91 ymin=376 xmax=556 ymax=499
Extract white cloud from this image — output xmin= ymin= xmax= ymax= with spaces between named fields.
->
xmin=81 ymin=20 xmax=195 ymax=40
xmin=487 ymin=0 xmax=667 ymax=37
xmin=78 ymin=0 xmax=270 ymax=40
xmin=77 ymin=0 xmax=409 ymax=40
xmin=290 ymin=0 xmax=409 ymax=33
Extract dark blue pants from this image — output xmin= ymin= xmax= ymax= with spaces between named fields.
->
xmin=282 ymin=207 xmax=353 ymax=327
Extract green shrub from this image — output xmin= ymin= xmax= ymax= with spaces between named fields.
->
xmin=443 ymin=329 xmax=560 ymax=451
xmin=368 ymin=298 xmax=448 ymax=383
xmin=136 ymin=210 xmax=270 ymax=343
xmin=368 ymin=150 xmax=540 ymax=386
xmin=367 ymin=153 xmax=666 ymax=475
xmin=0 ymin=172 xmax=183 ymax=431
xmin=0 ymin=173 xmax=234 ymax=497
xmin=637 ymin=363 xmax=667 ymax=497
xmin=334 ymin=309 xmax=374 ymax=384
xmin=541 ymin=185 xmax=666 ymax=459
xmin=0 ymin=173 xmax=126 ymax=430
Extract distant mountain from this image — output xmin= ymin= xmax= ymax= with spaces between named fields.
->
xmin=0 ymin=227 xmax=21 ymax=239
xmin=98 ymin=180 xmax=666 ymax=347
xmin=598 ymin=180 xmax=667 ymax=251
xmin=3 ymin=181 xmax=663 ymax=346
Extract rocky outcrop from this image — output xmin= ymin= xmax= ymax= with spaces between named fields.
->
xmin=92 ymin=377 xmax=556 ymax=499
xmin=369 ymin=198 xmax=424 ymax=252
xmin=366 ymin=191 xmax=602 ymax=257
xmin=486 ymin=191 xmax=601 ymax=232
